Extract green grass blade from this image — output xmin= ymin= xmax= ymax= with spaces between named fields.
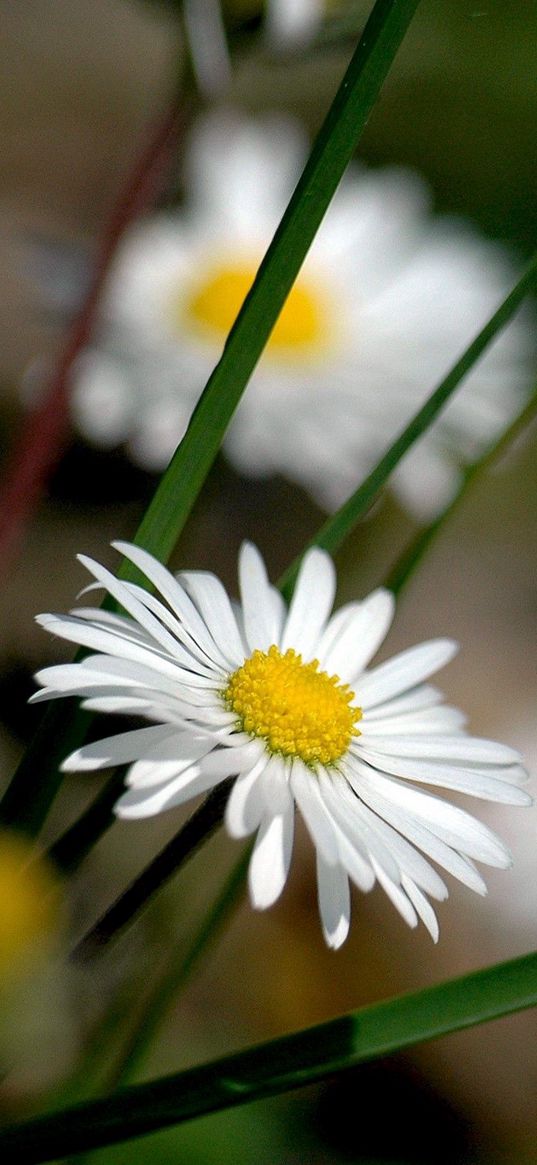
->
xmin=71 ymin=783 xmax=232 ymax=962
xmin=127 ymin=0 xmax=421 ymax=572
xmin=1 ymin=952 xmax=535 ymax=1162
xmin=385 ymin=382 xmax=537 ymax=596
xmin=0 ymin=0 xmax=420 ymax=836
xmin=106 ymin=849 xmax=251 ymax=1090
xmin=279 ymin=252 xmax=537 ymax=598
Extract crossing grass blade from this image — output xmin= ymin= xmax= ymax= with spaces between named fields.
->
xmin=1 ymin=951 xmax=535 ymax=1163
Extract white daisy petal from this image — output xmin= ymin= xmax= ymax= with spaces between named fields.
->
xmin=238 ymin=542 xmax=284 ymax=651
xmin=315 ymin=603 xmax=360 ymax=666
xmin=62 ymin=725 xmax=178 ymax=772
xmin=290 ymin=761 xmax=339 ymax=866
xmin=248 ymin=805 xmax=295 ymax=909
xmin=363 ymin=685 xmax=443 ymax=721
xmin=354 ymin=750 xmax=531 ymax=805
xmin=333 ymin=782 xmax=448 ymax=901
xmin=349 ymin=775 xmax=488 ymax=895
xmin=81 ymin=695 xmax=155 ymax=716
xmin=179 ymin=571 xmax=246 ymax=666
xmin=316 ymin=852 xmax=351 ymax=950
xmin=360 ymin=735 xmax=521 ymax=765
xmin=73 ymin=605 xmax=156 ymax=645
xmin=225 ymin=755 xmax=270 ymax=838
xmin=333 ymin=828 xmax=375 ymax=893
xmin=76 ymin=555 xmax=186 ymax=658
xmin=35 ymin=614 xmax=217 ymax=688
xmin=321 ymin=589 xmax=396 ymax=678
xmin=352 ymin=767 xmax=511 ymax=868
xmin=358 ymin=639 xmax=459 ymax=708
xmin=117 ymin=583 xmax=225 ymax=674
xmin=371 ymin=860 xmax=418 ymax=930
xmin=361 ymin=705 xmax=467 ymax=735
xmin=402 ymin=876 xmax=440 ymax=942
xmin=116 ymin=763 xmax=221 ymax=819
xmin=281 ymin=548 xmax=336 ymax=658
xmin=75 ymin=590 xmax=220 ymax=678
xmin=318 ymin=771 xmax=401 ymax=885
xmin=199 ymin=740 xmax=264 ymax=782
xmin=113 ymin=541 xmax=232 ymax=670
xmin=126 ymin=734 xmax=214 ymax=789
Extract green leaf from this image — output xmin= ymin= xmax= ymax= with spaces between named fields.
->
xmin=2 ymin=952 xmax=535 ymax=1163
xmin=0 ymin=0 xmax=420 ymax=837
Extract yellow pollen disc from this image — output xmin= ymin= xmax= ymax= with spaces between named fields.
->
xmin=182 ymin=263 xmax=324 ymax=352
xmin=224 ymin=644 xmax=362 ymax=767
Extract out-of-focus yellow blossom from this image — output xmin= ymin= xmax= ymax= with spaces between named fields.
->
xmin=0 ymin=831 xmax=62 ymax=984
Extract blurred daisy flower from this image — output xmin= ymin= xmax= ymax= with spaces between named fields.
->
xmin=53 ymin=111 xmax=534 ymax=521
xmin=33 ymin=543 xmax=530 ymax=947
xmin=0 ymin=831 xmax=62 ymax=982
xmin=263 ymin=0 xmax=323 ymax=47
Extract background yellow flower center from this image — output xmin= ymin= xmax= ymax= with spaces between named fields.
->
xmin=224 ymin=645 xmax=361 ymax=766
xmin=0 ymin=831 xmax=62 ymax=982
xmin=183 ymin=263 xmax=324 ymax=352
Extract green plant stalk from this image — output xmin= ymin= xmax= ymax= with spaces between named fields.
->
xmin=385 ymin=382 xmax=537 ymax=596
xmin=106 ymin=848 xmax=251 ymax=1090
xmin=71 ymin=782 xmax=232 ymax=962
xmin=47 ymin=768 xmax=127 ymax=874
xmin=279 ymin=251 xmax=537 ymax=599
xmin=125 ymin=0 xmax=422 ymax=577
xmin=0 ymin=0 xmax=420 ymax=837
xmin=1 ymin=951 xmax=535 ymax=1163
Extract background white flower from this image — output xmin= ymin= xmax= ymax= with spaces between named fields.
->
xmin=33 ymin=543 xmax=530 ymax=947
xmin=37 ymin=110 xmax=526 ymax=518
xmin=265 ymin=0 xmax=323 ymax=47
xmin=61 ymin=111 xmax=535 ymax=521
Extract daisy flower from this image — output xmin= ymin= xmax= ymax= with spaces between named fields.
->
xmin=61 ymin=112 xmax=534 ymax=521
xmin=264 ymin=0 xmax=323 ymax=47
xmin=0 ymin=830 xmax=62 ymax=982
xmin=33 ymin=543 xmax=530 ymax=947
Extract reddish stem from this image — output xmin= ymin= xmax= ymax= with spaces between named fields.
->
xmin=0 ymin=93 xmax=183 ymax=571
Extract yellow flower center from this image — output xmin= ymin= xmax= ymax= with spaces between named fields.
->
xmin=224 ymin=644 xmax=361 ymax=766
xmin=181 ymin=262 xmax=326 ymax=354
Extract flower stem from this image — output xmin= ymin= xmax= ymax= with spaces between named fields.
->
xmin=106 ymin=848 xmax=250 ymax=1090
xmin=46 ymin=768 xmax=127 ymax=874
xmin=279 ymin=250 xmax=537 ymax=600
xmin=71 ymin=781 xmax=232 ymax=962
xmin=385 ymin=383 xmax=537 ymax=597
xmin=0 ymin=92 xmax=183 ymax=575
